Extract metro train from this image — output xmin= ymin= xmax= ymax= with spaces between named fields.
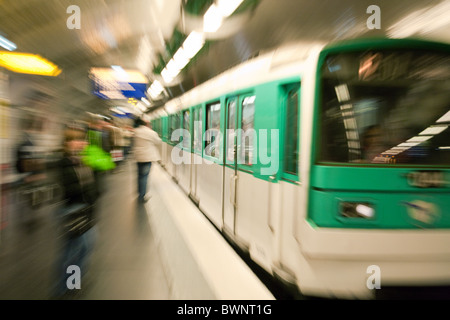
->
xmin=149 ymin=37 xmax=450 ymax=299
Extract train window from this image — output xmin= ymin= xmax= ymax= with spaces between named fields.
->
xmin=239 ymin=95 xmax=255 ymax=166
xmin=193 ymin=107 xmax=202 ymax=153
xmin=284 ymin=87 xmax=300 ymax=176
xmin=226 ymin=99 xmax=237 ymax=163
xmin=168 ymin=115 xmax=173 ymax=143
xmin=154 ymin=118 xmax=161 ymax=137
xmin=170 ymin=112 xmax=181 ymax=145
xmin=198 ymin=107 xmax=203 ymax=153
xmin=205 ymin=102 xmax=221 ymax=158
xmin=319 ymin=50 xmax=450 ymax=165
xmin=182 ymin=110 xmax=190 ymax=150
xmin=163 ymin=117 xmax=169 ymax=141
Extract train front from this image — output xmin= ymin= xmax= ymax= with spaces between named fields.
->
xmin=302 ymin=38 xmax=450 ymax=299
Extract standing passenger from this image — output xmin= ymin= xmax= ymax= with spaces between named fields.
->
xmin=52 ymin=124 xmax=98 ymax=299
xmin=122 ymin=125 xmax=134 ymax=160
xmin=133 ymin=118 xmax=161 ymax=203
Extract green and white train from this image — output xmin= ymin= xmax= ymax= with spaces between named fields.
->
xmin=149 ymin=37 xmax=450 ymax=299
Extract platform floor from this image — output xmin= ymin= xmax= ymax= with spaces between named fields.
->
xmin=0 ymin=160 xmax=171 ymax=300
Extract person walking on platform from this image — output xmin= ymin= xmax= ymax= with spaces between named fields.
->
xmin=122 ymin=125 xmax=134 ymax=160
xmin=15 ymin=114 xmax=48 ymax=231
xmin=133 ymin=117 xmax=161 ymax=203
xmin=52 ymin=124 xmax=99 ymax=299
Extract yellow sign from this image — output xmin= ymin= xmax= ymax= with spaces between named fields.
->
xmin=128 ymin=98 xmax=138 ymax=106
xmin=0 ymin=51 xmax=61 ymax=76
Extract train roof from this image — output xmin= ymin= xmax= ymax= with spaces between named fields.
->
xmin=152 ymin=37 xmax=450 ymax=118
xmin=155 ymin=40 xmax=325 ymax=117
xmin=321 ymin=37 xmax=450 ymax=53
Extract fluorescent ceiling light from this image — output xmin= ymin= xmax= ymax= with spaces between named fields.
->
xmin=419 ymin=125 xmax=448 ymax=136
xmin=346 ymin=131 xmax=358 ymax=140
xmin=0 ymin=35 xmax=17 ymax=51
xmin=151 ymin=80 xmax=163 ymax=92
xmin=348 ymin=141 xmax=359 ymax=149
xmin=111 ymin=65 xmax=129 ymax=81
xmin=110 ymin=107 xmax=125 ymax=115
xmin=182 ymin=31 xmax=205 ymax=59
xmin=216 ymin=0 xmax=244 ymax=17
xmin=161 ymin=68 xmax=174 ymax=84
xmin=173 ymin=47 xmax=190 ymax=70
xmin=148 ymin=80 xmax=164 ymax=99
xmin=141 ymin=97 xmax=151 ymax=106
xmin=335 ymin=84 xmax=350 ymax=102
xmin=118 ymin=106 xmax=132 ymax=114
xmin=390 ymin=147 xmax=410 ymax=150
xmin=0 ymin=52 xmax=61 ymax=76
xmin=398 ymin=142 xmax=421 ymax=147
xmin=90 ymin=67 xmax=147 ymax=83
xmin=204 ymin=4 xmax=223 ymax=33
xmin=436 ymin=110 xmax=450 ymax=123
xmin=382 ymin=150 xmax=402 ymax=155
xmin=166 ymin=59 xmax=181 ymax=78
xmin=343 ymin=118 xmax=357 ymax=130
xmin=388 ymin=1 xmax=450 ymax=38
xmin=407 ymin=135 xmax=433 ymax=143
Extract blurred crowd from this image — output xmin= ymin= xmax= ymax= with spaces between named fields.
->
xmin=0 ymin=110 xmax=136 ymax=299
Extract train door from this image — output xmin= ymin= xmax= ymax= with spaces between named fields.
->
xmin=224 ymin=93 xmax=269 ymax=259
xmin=190 ymin=106 xmax=202 ymax=204
xmin=166 ymin=113 xmax=180 ymax=180
xmin=178 ymin=109 xmax=191 ymax=194
xmin=198 ymin=101 xmax=223 ymax=228
xmin=275 ymin=82 xmax=302 ymax=281
xmin=223 ymin=97 xmax=238 ymax=237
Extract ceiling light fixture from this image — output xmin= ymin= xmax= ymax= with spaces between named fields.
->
xmin=141 ymin=97 xmax=151 ymax=106
xmin=147 ymin=80 xmax=164 ymax=99
xmin=182 ymin=31 xmax=205 ymax=59
xmin=111 ymin=65 xmax=129 ymax=81
xmin=203 ymin=4 xmax=223 ymax=33
xmin=216 ymin=0 xmax=244 ymax=17
xmin=0 ymin=52 xmax=61 ymax=76
xmin=0 ymin=35 xmax=17 ymax=51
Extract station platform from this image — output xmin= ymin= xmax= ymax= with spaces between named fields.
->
xmin=0 ymin=159 xmax=275 ymax=300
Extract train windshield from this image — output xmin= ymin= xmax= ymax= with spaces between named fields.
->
xmin=318 ymin=49 xmax=450 ymax=166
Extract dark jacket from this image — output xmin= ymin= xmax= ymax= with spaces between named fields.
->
xmin=59 ymin=156 xmax=98 ymax=206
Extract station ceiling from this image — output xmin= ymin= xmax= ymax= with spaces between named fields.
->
xmin=0 ymin=0 xmax=449 ymax=119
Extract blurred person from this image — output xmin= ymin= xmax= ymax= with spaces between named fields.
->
xmin=52 ymin=124 xmax=98 ymax=299
xmin=133 ymin=118 xmax=161 ymax=203
xmin=123 ymin=125 xmax=134 ymax=160
xmin=15 ymin=114 xmax=48 ymax=230
xmin=86 ymin=116 xmax=114 ymax=196
xmin=109 ymin=119 xmax=125 ymax=172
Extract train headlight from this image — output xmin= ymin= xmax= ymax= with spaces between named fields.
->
xmin=339 ymin=202 xmax=375 ymax=219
